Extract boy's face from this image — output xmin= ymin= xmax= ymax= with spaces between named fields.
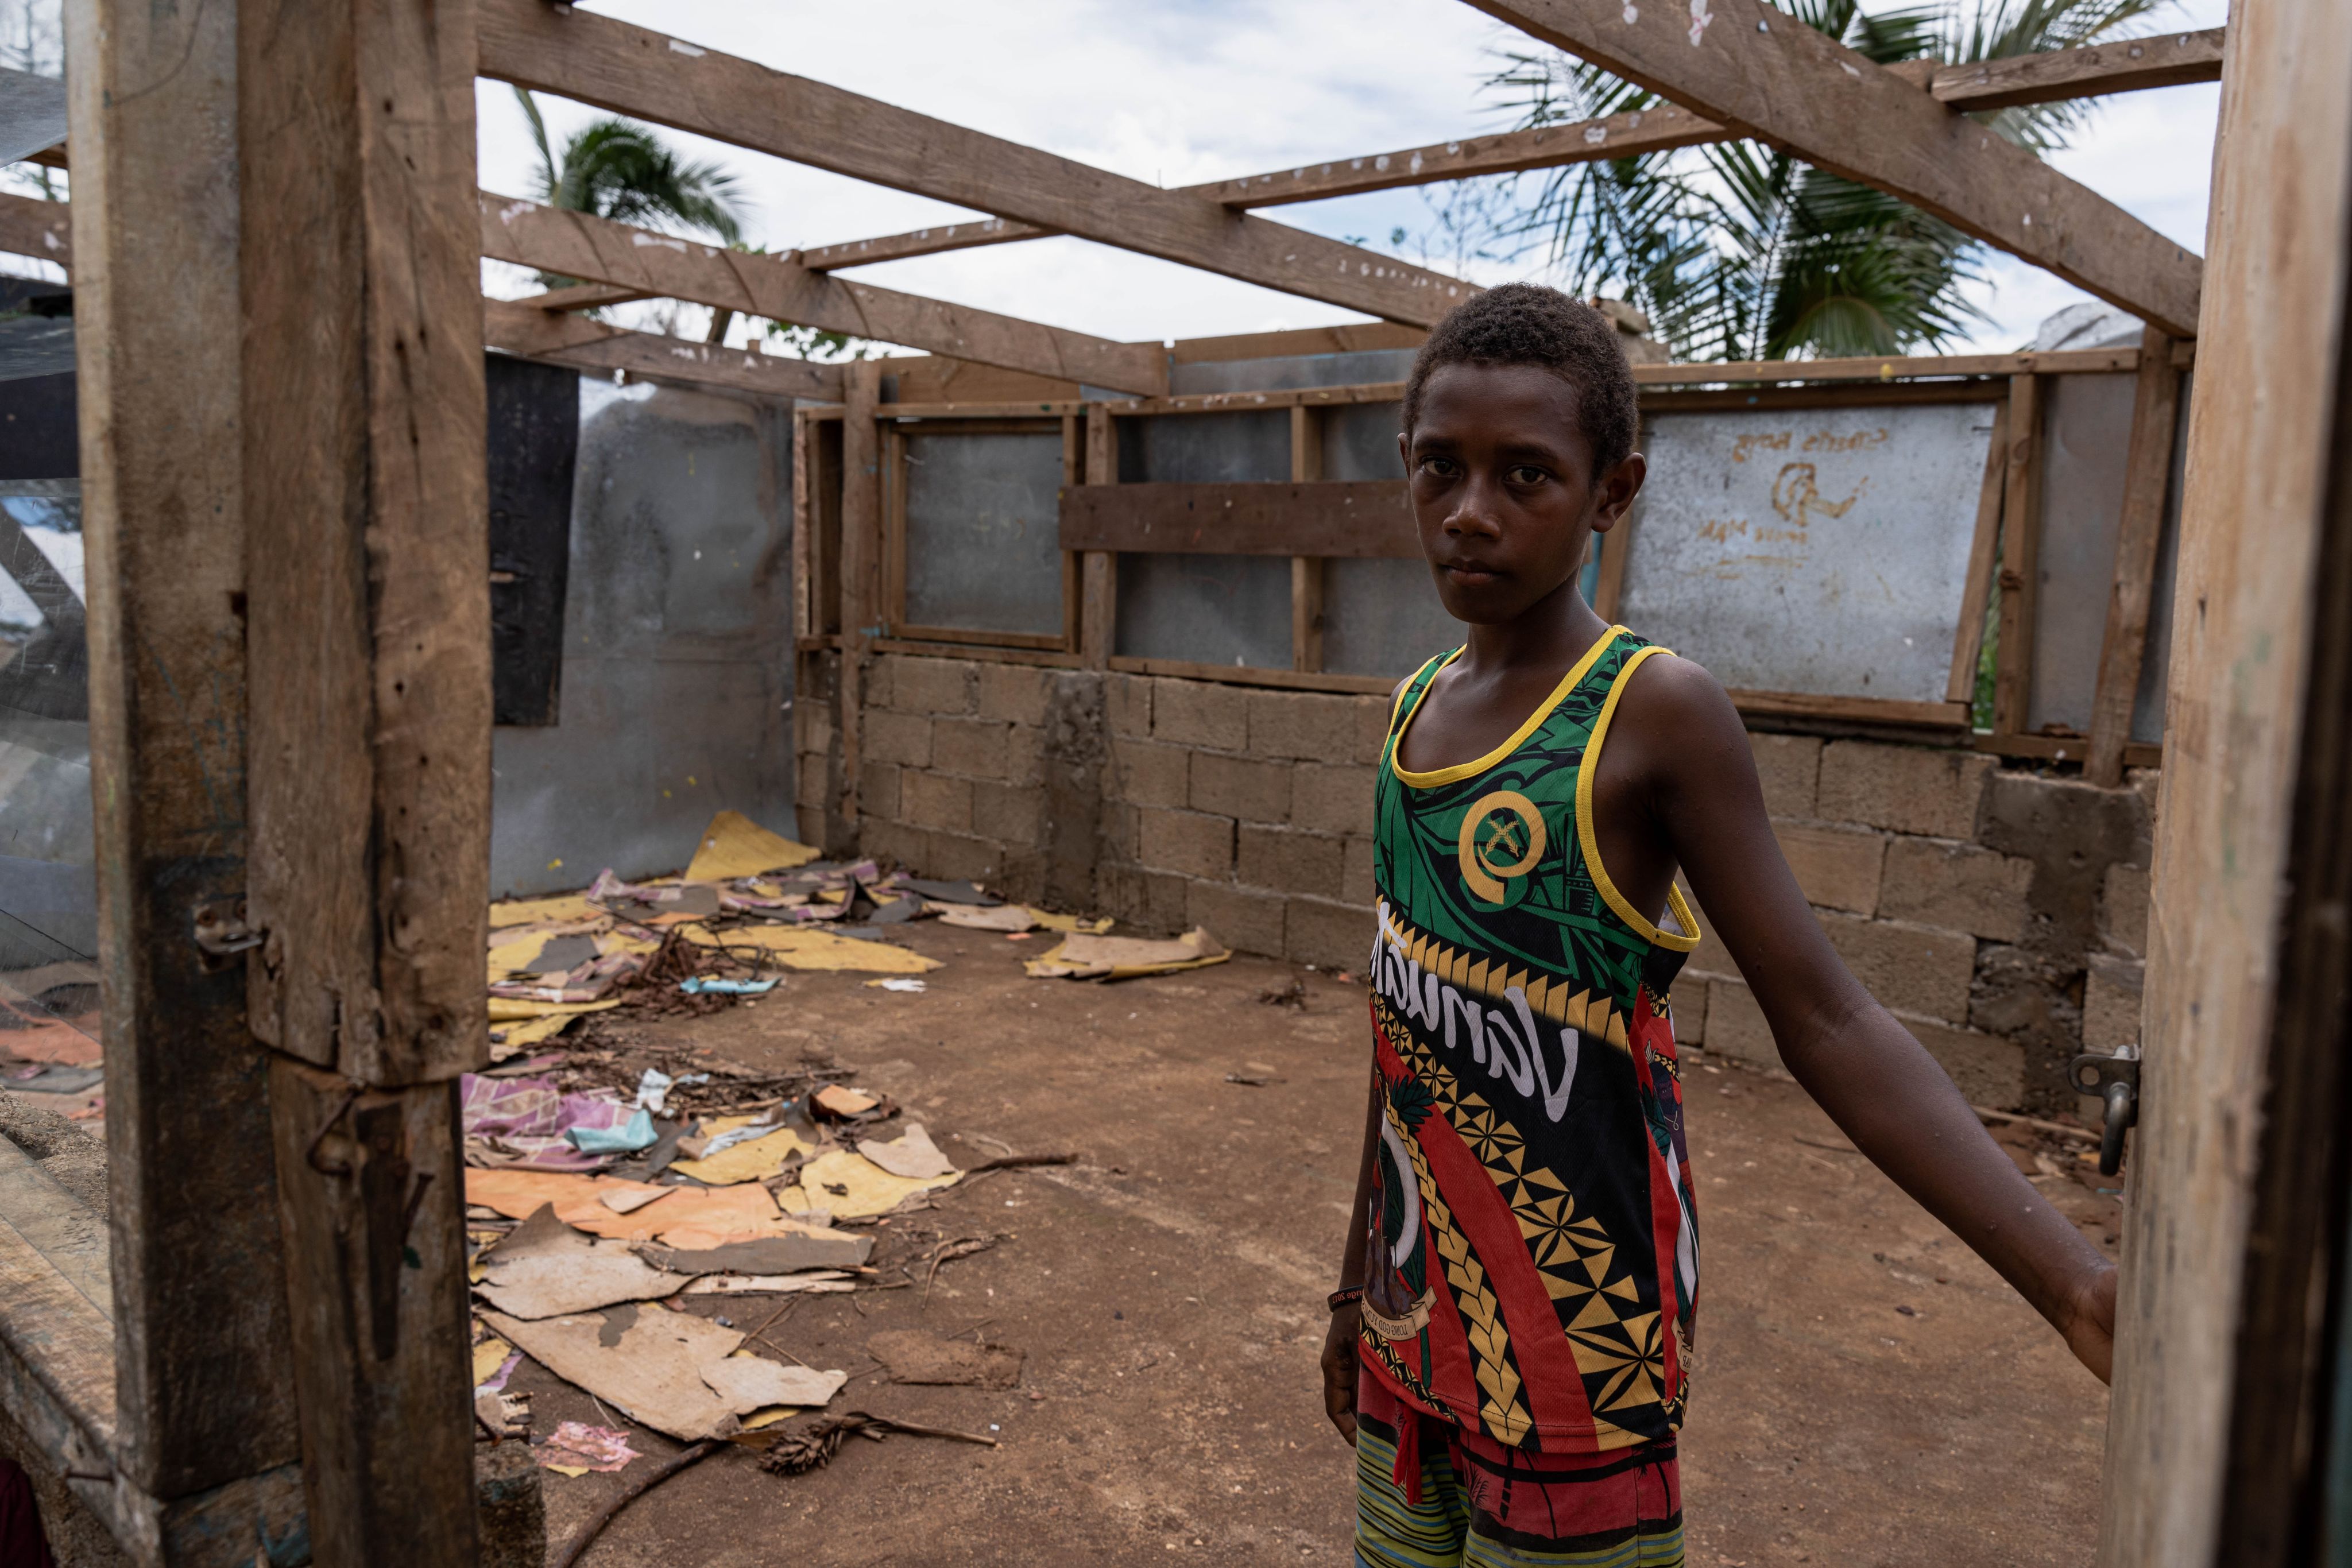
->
xmin=1399 ymin=362 xmax=1645 ymax=626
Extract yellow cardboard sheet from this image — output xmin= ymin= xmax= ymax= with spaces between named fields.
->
xmin=487 ymin=997 xmax=622 ymax=1022
xmin=472 ymin=1335 xmax=513 ymax=1386
xmin=489 ymin=893 xmax=599 ymax=929
xmin=670 ymin=1125 xmax=812 ymax=1186
xmin=1031 ymin=909 xmax=1115 ymax=935
xmin=776 ymin=1148 xmax=960 ymax=1219
xmin=1024 ymin=926 xmax=1230 ymax=981
xmin=684 ymin=810 xmax=822 ymax=882
xmin=679 ymin=923 xmax=939 ymax=975
xmin=486 ymin=1011 xmax=593 ymax=1058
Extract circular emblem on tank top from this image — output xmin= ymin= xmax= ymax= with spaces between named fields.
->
xmin=1456 ymin=789 xmax=1548 ymax=906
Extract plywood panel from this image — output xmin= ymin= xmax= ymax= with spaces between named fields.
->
xmin=1618 ymin=401 xmax=1998 ymax=702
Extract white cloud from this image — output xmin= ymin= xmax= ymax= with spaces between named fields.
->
xmin=481 ymin=0 xmax=2228 ymax=354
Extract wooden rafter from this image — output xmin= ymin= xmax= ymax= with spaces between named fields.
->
xmin=1464 ymin=0 xmax=2202 ymax=335
xmin=483 ymin=299 xmax=845 ymax=400
xmin=473 ymin=0 xmax=1478 ymax=327
xmin=479 ymin=192 xmax=1169 ymax=394
xmin=1933 ymin=26 xmax=2224 ymax=111
xmin=0 ymin=191 xmax=69 ymax=269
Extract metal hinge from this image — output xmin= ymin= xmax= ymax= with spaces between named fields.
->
xmin=2069 ymin=1049 xmax=2141 ymax=1177
xmin=191 ymin=900 xmax=265 ymax=971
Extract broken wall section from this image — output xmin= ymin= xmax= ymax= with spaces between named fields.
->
xmin=809 ymin=648 xmax=2154 ymax=1115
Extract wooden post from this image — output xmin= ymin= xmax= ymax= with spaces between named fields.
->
xmin=2098 ymin=1 xmax=2352 ymax=1562
xmin=236 ymin=0 xmax=488 ymax=1559
xmin=1946 ymin=400 xmax=2012 ymax=704
xmin=1080 ymin=402 xmax=1115 ymax=669
xmin=837 ymin=361 xmax=882 ymax=827
xmin=2084 ymin=325 xmax=2184 ymax=787
xmin=1059 ymin=413 xmax=1084 ymax=652
xmin=1290 ymin=405 xmax=1325 ymax=672
xmin=1990 ymin=373 xmax=2044 ymax=738
xmin=65 ymin=0 xmax=304 ymax=1509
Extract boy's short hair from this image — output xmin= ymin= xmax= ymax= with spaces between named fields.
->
xmin=1402 ymin=283 xmax=1639 ymax=474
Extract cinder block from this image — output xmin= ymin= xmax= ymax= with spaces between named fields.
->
xmin=1747 ymin=733 xmax=1822 ymax=820
xmin=973 ymin=780 xmax=1043 ymax=845
xmin=1238 ymin=826 xmax=1345 ymax=899
xmin=1099 ymin=862 xmax=1191 ymax=935
xmin=862 ymin=710 xmax=932 ymax=768
xmin=1772 ymin=823 xmax=1889 ymax=916
xmin=857 ymin=760 xmax=902 ymax=822
xmin=1138 ymin=808 xmax=1234 ymax=881
xmin=1668 ymin=977 xmax=1708 ymax=1047
xmin=926 ymin=831 xmax=1000 ymax=883
xmin=977 ymin=661 xmax=1051 ymax=726
xmin=1153 ymin=677 xmax=1250 ymax=750
xmin=1817 ymin=912 xmax=1974 ymax=1025
xmin=1354 ymin=692 xmax=1398 ymax=764
xmin=859 ymin=818 xmax=929 ymax=873
xmin=1878 ymin=838 xmax=2034 ymax=942
xmin=1343 ymin=836 xmax=1377 ymax=905
xmin=1291 ymin=763 xmax=1377 ymax=836
xmin=796 ymin=804 xmax=827 ymax=846
xmin=1110 ymin=741 xmax=1190 ymax=809
xmin=1191 ymin=752 xmax=1293 ymax=824
xmin=1816 ymin=741 xmax=1995 ymax=839
xmin=797 ymin=706 xmax=835 ymax=758
xmin=1703 ymin=977 xmax=1775 ymax=1067
xmin=1897 ymin=1015 xmax=2027 ymax=1110
xmin=1247 ymin=689 xmax=1361 ymax=761
xmin=795 ymin=763 xmax=829 ymax=811
xmin=901 ymin=770 xmax=973 ymax=834
xmin=891 ymin=655 xmax=976 ymax=717
xmin=1189 ymin=879 xmax=1287 ymax=958
xmin=2083 ymin=953 xmax=2144 ymax=1052
xmin=1287 ymin=896 xmax=1375 ymax=971
xmin=932 ymin=718 xmax=1010 ymax=779
xmin=1107 ymin=673 xmax=1153 ymax=739
xmin=1004 ymin=723 xmax=1045 ymax=788
xmin=2100 ymin=864 xmax=2150 ymax=959
xmin=860 ymin=657 xmax=894 ymax=713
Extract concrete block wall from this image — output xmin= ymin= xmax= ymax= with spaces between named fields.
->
xmin=812 ymin=650 xmax=2158 ymax=1112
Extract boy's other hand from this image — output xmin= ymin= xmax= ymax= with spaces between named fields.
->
xmin=2060 ymin=1260 xmax=2119 ymax=1384
xmin=1322 ymin=1304 xmax=1361 ymax=1444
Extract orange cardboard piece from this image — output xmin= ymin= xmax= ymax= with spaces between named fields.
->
xmin=462 ymin=1168 xmax=817 ymax=1250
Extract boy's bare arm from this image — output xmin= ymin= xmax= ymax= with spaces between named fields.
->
xmin=1321 ymin=1070 xmax=1382 ymax=1442
xmin=1607 ymin=655 xmax=2118 ymax=1378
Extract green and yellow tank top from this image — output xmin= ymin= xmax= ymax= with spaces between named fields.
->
xmin=1359 ymin=625 xmax=1703 ymax=1454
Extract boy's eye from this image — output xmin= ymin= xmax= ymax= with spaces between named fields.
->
xmin=1417 ymin=455 xmax=1460 ymax=479
xmin=1507 ymin=464 xmax=1549 ymax=486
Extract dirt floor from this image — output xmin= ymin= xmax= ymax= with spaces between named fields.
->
xmin=512 ymin=919 xmax=2121 ymax=1567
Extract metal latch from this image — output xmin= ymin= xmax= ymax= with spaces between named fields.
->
xmin=192 ymin=900 xmax=264 ymax=971
xmin=2069 ymin=1050 xmax=2140 ymax=1178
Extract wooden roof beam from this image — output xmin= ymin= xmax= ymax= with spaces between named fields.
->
xmin=0 ymin=191 xmax=69 ymax=268
xmin=1464 ymin=0 xmax=2202 ymax=336
xmin=483 ymin=299 xmax=845 ymax=400
xmin=479 ymin=192 xmax=1168 ymax=393
xmin=473 ymin=0 xmax=1477 ymax=327
xmin=1933 ymin=27 xmax=2225 ymax=111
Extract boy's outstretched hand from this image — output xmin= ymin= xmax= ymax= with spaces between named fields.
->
xmin=2060 ymin=1260 xmax=2119 ymax=1384
xmin=1322 ymin=1304 xmax=1360 ymax=1445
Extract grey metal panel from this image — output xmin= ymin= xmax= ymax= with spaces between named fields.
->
xmin=2026 ymin=373 xmax=2138 ymax=734
xmin=1165 ymin=348 xmax=1417 ymax=396
xmin=901 ymin=429 xmax=1063 ymax=636
xmin=1114 ymin=552 xmax=1293 ymax=669
xmin=0 ymin=67 xmax=65 ymax=168
xmin=489 ymin=380 xmax=796 ymax=896
xmin=1119 ymin=409 xmax=1289 ymax=483
xmin=1322 ymin=558 xmax=1460 ymax=680
xmin=2130 ymin=372 xmax=2191 ymax=746
xmin=1324 ymin=401 xmax=1407 ymax=482
xmin=1619 ymin=401 xmax=1996 ymax=701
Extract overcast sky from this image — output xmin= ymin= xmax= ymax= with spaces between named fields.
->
xmin=474 ymin=0 xmax=2230 ymax=358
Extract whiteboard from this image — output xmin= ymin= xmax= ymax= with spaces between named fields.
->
xmin=1618 ymin=401 xmax=1996 ymax=702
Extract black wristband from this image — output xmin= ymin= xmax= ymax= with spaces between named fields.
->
xmin=1327 ymin=1285 xmax=1364 ymax=1313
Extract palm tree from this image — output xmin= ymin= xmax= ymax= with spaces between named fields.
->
xmin=1476 ymin=1 xmax=2179 ymax=361
xmin=514 ymin=87 xmax=748 ymax=290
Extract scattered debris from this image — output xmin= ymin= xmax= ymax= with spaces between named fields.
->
xmin=1223 ymin=1073 xmax=1276 ymax=1087
xmin=1025 ymin=927 xmax=1230 ymax=981
xmin=933 ymin=903 xmax=1036 ymax=933
xmin=1257 ymin=979 xmax=1307 ymax=1008
xmin=780 ymin=1148 xmax=960 ymax=1219
xmin=866 ymin=1329 xmax=1024 ymax=1389
xmin=670 ymin=1121 xmax=811 ymax=1187
xmin=474 ymin=1205 xmax=685 ymax=1321
xmin=637 ymin=1232 xmax=874 ymax=1275
xmin=477 ymin=1388 xmax=533 ymax=1441
xmin=756 ymin=1412 xmax=996 ymax=1477
xmin=864 ymin=977 xmax=928 ymax=993
xmin=683 ymin=810 xmax=821 ymax=882
xmin=534 ymin=1422 xmax=640 ymax=1477
xmin=857 ymin=1122 xmax=957 ymax=1180
xmin=679 ymin=1272 xmax=856 ymax=1296
xmin=810 ymin=1085 xmax=883 ymax=1120
xmin=548 ymin=1439 xmax=724 ymax=1568
xmin=481 ymin=1306 xmax=846 ymax=1443
xmin=678 ymin=976 xmax=778 ymax=996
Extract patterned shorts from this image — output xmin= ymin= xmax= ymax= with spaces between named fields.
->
xmin=1354 ymin=1369 xmax=1684 ymax=1567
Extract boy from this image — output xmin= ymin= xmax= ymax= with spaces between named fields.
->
xmin=1322 ymin=284 xmax=2115 ymax=1566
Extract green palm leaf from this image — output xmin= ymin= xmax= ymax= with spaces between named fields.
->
xmin=512 ymin=88 xmax=749 ymax=293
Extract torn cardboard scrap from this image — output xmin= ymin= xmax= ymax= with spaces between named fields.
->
xmin=684 ymin=810 xmax=822 ymax=882
xmin=481 ymin=1306 xmax=845 ymax=1442
xmin=857 ymin=1122 xmax=957 ymax=1180
xmin=474 ymin=1203 xmax=684 ymax=1319
xmin=779 ymin=1148 xmax=960 ymax=1220
xmin=637 ymin=1230 xmax=873 ymax=1274
xmin=1024 ymin=926 xmax=1231 ymax=981
xmin=679 ymin=922 xmax=941 ymax=975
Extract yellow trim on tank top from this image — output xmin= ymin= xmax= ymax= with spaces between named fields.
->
xmin=1388 ymin=625 xmax=1629 ymax=789
xmin=1575 ymin=644 xmax=1704 ymax=953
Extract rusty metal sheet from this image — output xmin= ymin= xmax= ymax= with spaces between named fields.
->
xmin=1617 ymin=401 xmax=1997 ymax=702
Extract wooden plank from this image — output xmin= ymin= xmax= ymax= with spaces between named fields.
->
xmin=479 ymin=193 xmax=1167 ymax=394
xmin=2101 ymin=2 xmax=2352 ymax=1561
xmin=1633 ymin=347 xmax=2137 ymax=384
xmin=873 ymin=638 xmax=1082 ymax=669
xmin=63 ymin=0 xmax=303 ymax=1506
xmin=1724 ymin=690 xmax=1968 ymax=728
xmin=1971 ymin=730 xmax=2160 ymax=769
xmin=2084 ymin=326 xmax=2184 ymax=786
xmin=525 ymin=280 xmax=647 ymax=311
xmin=882 ymin=427 xmax=908 ymax=630
xmin=1062 ymin=480 xmax=1416 ymax=557
xmin=792 ymin=406 xmax=817 ymax=642
xmin=474 ymin=0 xmax=1479 ymax=327
xmin=485 ymin=297 xmax=843 ymax=400
xmin=1169 ymin=322 xmax=1426 ymax=365
xmin=1933 ymin=28 xmax=2226 ymax=111
xmin=1108 ymin=655 xmax=1396 ymax=696
xmin=1081 ymin=404 xmax=1116 ymax=670
xmin=892 ymin=624 xmax=1069 ymax=651
xmin=837 ymin=362 xmax=883 ymax=824
xmin=1061 ymin=415 xmax=1083 ymax=653
xmin=235 ymin=0 xmax=485 ymax=1555
xmin=1947 ymin=400 xmax=2011 ymax=703
xmin=799 ymin=104 xmax=1724 ymax=272
xmin=1990 ymin=374 xmax=2044 ymax=735
xmin=0 ymin=191 xmax=69 ymax=269
xmin=1291 ymin=406 xmax=1327 ymax=673
xmin=1468 ymin=0 xmax=2203 ymax=336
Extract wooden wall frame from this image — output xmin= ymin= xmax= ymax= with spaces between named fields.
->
xmin=876 ymin=413 xmax=1077 ymax=653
